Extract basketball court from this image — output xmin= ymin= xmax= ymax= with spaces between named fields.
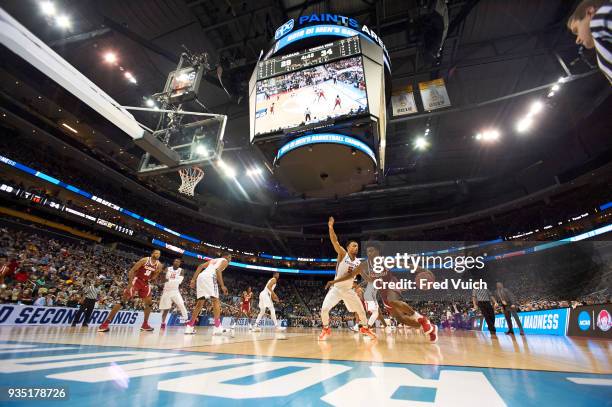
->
xmin=0 ymin=326 xmax=610 ymax=405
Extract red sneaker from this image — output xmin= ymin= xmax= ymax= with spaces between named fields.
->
xmin=359 ymin=326 xmax=377 ymax=339
xmin=97 ymin=321 xmax=110 ymax=332
xmin=418 ymin=317 xmax=433 ymax=335
xmin=428 ymin=325 xmax=438 ymax=343
xmin=161 ymin=323 xmax=166 ymax=330
xmin=318 ymin=327 xmax=331 ymax=341
xmin=140 ymin=322 xmax=154 ymax=332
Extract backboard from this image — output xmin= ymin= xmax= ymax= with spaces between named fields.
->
xmin=137 ymin=114 xmax=226 ymax=177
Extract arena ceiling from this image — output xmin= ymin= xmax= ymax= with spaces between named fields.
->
xmin=0 ymin=0 xmax=610 ymax=235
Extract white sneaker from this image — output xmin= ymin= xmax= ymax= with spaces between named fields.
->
xmin=252 ymin=326 xmax=261 ymax=332
xmin=212 ymin=326 xmax=223 ymax=336
xmin=184 ymin=324 xmax=195 ymax=335
xmin=351 ymin=325 xmax=359 ymax=332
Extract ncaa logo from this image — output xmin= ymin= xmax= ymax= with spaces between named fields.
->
xmin=596 ymin=309 xmax=611 ymax=332
xmin=275 ymin=19 xmax=294 ymax=40
xmin=577 ymin=311 xmax=590 ymax=331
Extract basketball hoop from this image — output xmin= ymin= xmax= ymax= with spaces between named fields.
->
xmin=178 ymin=166 xmax=205 ymax=196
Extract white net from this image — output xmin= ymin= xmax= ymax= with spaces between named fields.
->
xmin=178 ymin=166 xmax=205 ymax=196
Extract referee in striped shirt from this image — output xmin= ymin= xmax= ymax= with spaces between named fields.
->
xmin=568 ymin=0 xmax=612 ymax=83
xmin=472 ymin=286 xmax=497 ymax=336
xmin=71 ymin=274 xmax=100 ymax=327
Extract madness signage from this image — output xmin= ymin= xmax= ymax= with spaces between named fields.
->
xmin=482 ymin=307 xmax=569 ymax=336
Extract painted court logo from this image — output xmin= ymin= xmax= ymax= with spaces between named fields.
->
xmin=578 ymin=311 xmax=591 ymax=331
xmin=596 ymin=309 xmax=610 ymax=332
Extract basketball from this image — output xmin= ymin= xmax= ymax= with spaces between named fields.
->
xmin=416 ymin=270 xmax=435 ymax=289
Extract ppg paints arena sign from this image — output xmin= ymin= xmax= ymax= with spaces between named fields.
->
xmin=269 ymin=13 xmax=391 ymax=71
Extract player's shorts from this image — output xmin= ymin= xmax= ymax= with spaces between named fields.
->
xmin=196 ymin=271 xmax=218 ymax=299
xmin=381 ymin=289 xmax=402 ymax=310
xmin=259 ymin=291 xmax=274 ymax=310
xmin=241 ymin=303 xmax=250 ymax=313
xmin=124 ymin=278 xmax=151 ymax=299
xmin=159 ymin=290 xmax=183 ymax=310
xmin=322 ymin=286 xmax=365 ymax=313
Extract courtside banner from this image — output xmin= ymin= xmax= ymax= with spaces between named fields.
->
xmin=482 ymin=308 xmax=569 ymax=336
xmin=567 ymin=304 xmax=611 ymax=339
xmin=0 ymin=304 xmax=161 ymax=326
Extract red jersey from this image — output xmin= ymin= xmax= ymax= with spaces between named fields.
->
xmin=242 ymin=292 xmax=252 ymax=306
xmin=135 ymin=257 xmax=159 ymax=282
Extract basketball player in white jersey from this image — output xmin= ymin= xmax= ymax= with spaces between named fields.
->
xmin=159 ymin=258 xmax=188 ymax=329
xmin=184 ymin=254 xmax=232 ymax=335
xmin=318 ymin=217 xmax=377 ymax=340
xmin=252 ymin=272 xmax=286 ymax=331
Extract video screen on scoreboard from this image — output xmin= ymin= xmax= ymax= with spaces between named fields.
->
xmin=254 ymin=56 xmax=368 ymax=136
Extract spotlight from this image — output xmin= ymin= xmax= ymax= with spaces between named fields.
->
xmin=124 ymin=72 xmax=137 ymax=84
xmin=104 ymin=52 xmax=117 ymax=64
xmin=557 ymin=77 xmax=565 ymax=83
xmin=55 ymin=15 xmax=71 ymax=29
xmin=547 ymin=91 xmax=555 ymax=98
xmin=61 ymin=123 xmax=78 ymax=134
xmin=516 ymin=116 xmax=533 ymax=133
xmin=195 ymin=144 xmax=209 ymax=156
xmin=145 ymin=98 xmax=155 ymax=107
xmin=477 ymin=129 xmax=500 ymax=142
xmin=218 ymin=160 xmax=236 ymax=178
xmin=529 ymin=101 xmax=544 ymax=115
xmin=40 ymin=1 xmax=56 ymax=16
xmin=551 ymin=84 xmax=560 ymax=92
xmin=414 ymin=136 xmax=429 ymax=150
xmin=246 ymin=167 xmax=262 ymax=177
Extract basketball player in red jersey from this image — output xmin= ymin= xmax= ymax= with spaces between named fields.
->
xmin=317 ymin=89 xmax=326 ymax=102
xmin=366 ymin=242 xmax=438 ymax=343
xmin=240 ymin=287 xmax=253 ymax=328
xmin=98 ymin=249 xmax=163 ymax=332
xmin=333 ymin=94 xmax=341 ymax=110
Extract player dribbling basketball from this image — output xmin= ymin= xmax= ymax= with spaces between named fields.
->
xmin=98 ymin=250 xmax=162 ymax=332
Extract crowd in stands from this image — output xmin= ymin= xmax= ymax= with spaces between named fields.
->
xmin=0 ymin=221 xmax=609 ymax=331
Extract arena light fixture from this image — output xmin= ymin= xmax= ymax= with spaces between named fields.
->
xmin=547 ymin=91 xmax=555 ymax=98
xmin=124 ymin=72 xmax=137 ymax=84
xmin=61 ymin=123 xmax=78 ymax=134
xmin=516 ymin=116 xmax=533 ymax=133
xmin=529 ymin=101 xmax=544 ymax=115
xmin=218 ymin=160 xmax=236 ymax=178
xmin=195 ymin=144 xmax=209 ymax=156
xmin=414 ymin=136 xmax=429 ymax=150
xmin=246 ymin=167 xmax=263 ymax=177
xmin=55 ymin=15 xmax=71 ymax=29
xmin=551 ymin=84 xmax=560 ymax=92
xmin=145 ymin=98 xmax=155 ymax=107
xmin=40 ymin=1 xmax=56 ymax=16
xmin=476 ymin=129 xmax=500 ymax=142
xmin=104 ymin=52 xmax=117 ymax=64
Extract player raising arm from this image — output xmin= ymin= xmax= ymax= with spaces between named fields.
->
xmin=185 ymin=254 xmax=232 ymax=335
xmin=318 ymin=217 xmax=376 ymax=340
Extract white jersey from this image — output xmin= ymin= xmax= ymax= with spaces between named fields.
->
xmin=263 ymin=278 xmax=277 ymax=295
xmin=163 ymin=266 xmax=184 ymax=291
xmin=335 ymin=253 xmax=360 ymax=289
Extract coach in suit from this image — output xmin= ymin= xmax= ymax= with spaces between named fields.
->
xmin=493 ymin=282 xmax=525 ymax=335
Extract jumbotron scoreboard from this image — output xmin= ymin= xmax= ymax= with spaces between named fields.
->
xmin=249 ymin=13 xmax=391 ymax=198
xmin=257 ymin=36 xmax=361 ymax=80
